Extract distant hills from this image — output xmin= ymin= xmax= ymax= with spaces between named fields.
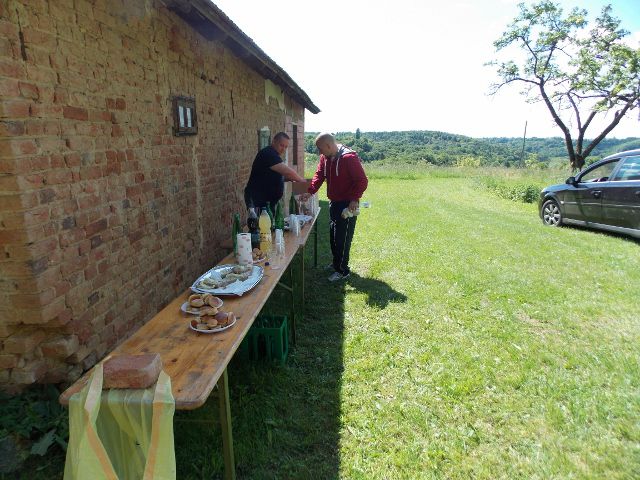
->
xmin=305 ymin=130 xmax=640 ymax=168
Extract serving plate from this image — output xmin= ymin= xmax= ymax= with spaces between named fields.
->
xmin=189 ymin=315 xmax=237 ymax=334
xmin=191 ymin=264 xmax=263 ymax=296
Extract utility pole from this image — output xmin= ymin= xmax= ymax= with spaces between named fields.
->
xmin=521 ymin=120 xmax=528 ymax=164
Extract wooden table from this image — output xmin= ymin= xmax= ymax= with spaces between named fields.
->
xmin=60 ymin=211 xmax=319 ymax=480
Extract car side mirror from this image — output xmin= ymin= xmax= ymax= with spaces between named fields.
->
xmin=565 ymin=176 xmax=577 ymax=185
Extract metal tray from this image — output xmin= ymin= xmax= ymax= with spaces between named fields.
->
xmin=190 ymin=264 xmax=263 ymax=296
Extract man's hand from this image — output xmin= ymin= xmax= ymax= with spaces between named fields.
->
xmin=348 ymin=200 xmax=359 ymax=212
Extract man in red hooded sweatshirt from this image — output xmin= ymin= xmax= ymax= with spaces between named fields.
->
xmin=306 ymin=133 xmax=368 ymax=281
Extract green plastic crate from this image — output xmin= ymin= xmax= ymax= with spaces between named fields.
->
xmin=240 ymin=314 xmax=289 ymax=365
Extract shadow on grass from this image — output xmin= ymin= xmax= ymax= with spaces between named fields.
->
xmin=345 ymin=273 xmax=408 ymax=308
xmin=174 ymin=200 xmax=347 ymax=479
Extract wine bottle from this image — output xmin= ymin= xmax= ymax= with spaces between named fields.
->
xmin=274 ymin=200 xmax=285 ymax=231
xmin=232 ymin=213 xmax=241 ymax=255
xmin=266 ymin=203 xmax=275 ymax=232
xmin=289 ymin=193 xmax=298 ymax=215
xmin=247 ymin=207 xmax=260 ymax=250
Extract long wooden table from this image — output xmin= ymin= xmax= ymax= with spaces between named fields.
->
xmin=60 ymin=211 xmax=319 ymax=479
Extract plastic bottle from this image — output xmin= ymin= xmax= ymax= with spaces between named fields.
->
xmin=258 ymin=208 xmax=272 ymax=253
xmin=247 ymin=207 xmax=260 ymax=250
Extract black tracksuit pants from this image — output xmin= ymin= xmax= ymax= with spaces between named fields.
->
xmin=329 ymin=201 xmax=357 ymax=275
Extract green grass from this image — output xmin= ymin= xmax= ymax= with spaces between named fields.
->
xmin=7 ymin=166 xmax=640 ymax=479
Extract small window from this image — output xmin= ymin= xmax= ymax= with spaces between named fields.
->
xmin=173 ymin=96 xmax=197 ymax=136
xmin=611 ymin=156 xmax=640 ymax=181
xmin=258 ymin=127 xmax=270 ymax=150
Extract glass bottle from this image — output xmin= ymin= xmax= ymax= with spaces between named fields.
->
xmin=266 ymin=203 xmax=275 ymax=232
xmin=232 ymin=213 xmax=241 ymax=256
xmin=274 ymin=200 xmax=285 ymax=231
xmin=247 ymin=207 xmax=260 ymax=250
xmin=289 ymin=193 xmax=298 ymax=215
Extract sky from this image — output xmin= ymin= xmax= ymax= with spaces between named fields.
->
xmin=212 ymin=0 xmax=640 ymax=139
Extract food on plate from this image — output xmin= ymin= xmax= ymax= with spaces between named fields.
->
xmin=232 ymin=264 xmax=252 ymax=274
xmin=189 ymin=297 xmax=204 ymax=308
xmin=197 ymin=266 xmax=252 ymax=289
xmin=198 ymin=306 xmax=218 ymax=316
xmin=190 ymin=310 xmax=235 ymax=331
xmin=186 ymin=293 xmax=223 ymax=311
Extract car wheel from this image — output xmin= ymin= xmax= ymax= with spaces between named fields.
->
xmin=541 ymin=199 xmax=563 ymax=227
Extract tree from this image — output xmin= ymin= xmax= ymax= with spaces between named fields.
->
xmin=489 ymin=1 xmax=640 ymax=170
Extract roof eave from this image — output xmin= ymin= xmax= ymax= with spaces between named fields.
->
xmin=163 ymin=0 xmax=320 ymax=114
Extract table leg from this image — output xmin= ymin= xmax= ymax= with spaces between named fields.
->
xmin=217 ymin=368 xmax=235 ymax=480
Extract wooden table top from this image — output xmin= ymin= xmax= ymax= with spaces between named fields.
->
xmin=60 ymin=212 xmax=319 ymax=409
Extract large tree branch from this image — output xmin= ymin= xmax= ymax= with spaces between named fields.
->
xmin=582 ymin=98 xmax=637 ymax=158
xmin=538 ymin=80 xmax=576 ymax=166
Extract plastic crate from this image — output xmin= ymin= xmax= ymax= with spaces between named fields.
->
xmin=239 ymin=314 xmax=289 ymax=365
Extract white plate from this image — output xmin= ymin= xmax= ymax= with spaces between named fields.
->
xmin=191 ymin=264 xmax=264 ymax=296
xmin=180 ymin=299 xmax=223 ymax=315
xmin=189 ymin=316 xmax=236 ymax=334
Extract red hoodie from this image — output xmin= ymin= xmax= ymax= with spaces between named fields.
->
xmin=308 ymin=145 xmax=368 ymax=202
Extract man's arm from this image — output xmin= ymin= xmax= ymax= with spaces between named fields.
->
xmin=305 ymin=157 xmax=326 ymax=197
xmin=270 ymin=162 xmax=305 ymax=182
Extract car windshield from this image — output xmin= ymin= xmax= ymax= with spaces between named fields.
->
xmin=580 ymin=160 xmax=619 ymax=183
xmin=610 ymin=156 xmax=640 ymax=181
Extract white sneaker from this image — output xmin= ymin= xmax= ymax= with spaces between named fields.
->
xmin=328 ymin=271 xmax=350 ymax=282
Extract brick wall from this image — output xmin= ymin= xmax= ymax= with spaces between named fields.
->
xmin=0 ymin=0 xmax=306 ymax=390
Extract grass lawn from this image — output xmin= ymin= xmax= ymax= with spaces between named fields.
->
xmin=175 ymin=166 xmax=639 ymax=479
xmin=9 ymin=166 xmax=640 ymax=479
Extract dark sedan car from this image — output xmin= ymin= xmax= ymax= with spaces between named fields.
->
xmin=539 ymin=149 xmax=640 ymax=239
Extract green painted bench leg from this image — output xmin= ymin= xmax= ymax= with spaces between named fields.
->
xmin=288 ymin=263 xmax=296 ymax=346
xmin=217 ymin=368 xmax=235 ymax=480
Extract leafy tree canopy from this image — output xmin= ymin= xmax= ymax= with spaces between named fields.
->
xmin=488 ymin=1 xmax=640 ymax=169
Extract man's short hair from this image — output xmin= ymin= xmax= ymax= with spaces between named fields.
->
xmin=314 ymin=132 xmax=335 ymax=146
xmin=273 ymin=132 xmax=290 ymax=143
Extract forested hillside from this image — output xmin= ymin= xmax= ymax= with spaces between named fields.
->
xmin=305 ymin=130 xmax=640 ymax=168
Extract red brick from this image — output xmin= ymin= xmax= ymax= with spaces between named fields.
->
xmin=0 ymin=139 xmax=38 ymax=157
xmin=4 ymin=329 xmax=46 ymax=353
xmin=0 ymin=355 xmax=18 ymax=369
xmin=0 ymin=78 xmax=20 ymax=97
xmin=18 ymin=82 xmax=39 ymax=100
xmin=43 ymin=169 xmax=73 ymax=185
xmin=11 ymin=361 xmax=47 ymax=384
xmin=0 ymin=121 xmax=25 ymax=136
xmin=40 ymin=335 xmax=79 ymax=359
xmin=103 ymin=354 xmax=162 ymax=389
xmin=1 ymin=101 xmax=31 ymax=118
xmin=0 ymin=59 xmax=25 ymax=79
xmin=84 ymin=218 xmax=107 ymax=237
xmin=63 ymin=106 xmax=89 ymax=121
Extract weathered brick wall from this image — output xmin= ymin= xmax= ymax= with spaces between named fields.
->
xmin=0 ymin=0 xmax=306 ymax=390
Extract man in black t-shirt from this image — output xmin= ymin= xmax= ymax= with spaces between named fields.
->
xmin=244 ymin=132 xmax=305 ymax=210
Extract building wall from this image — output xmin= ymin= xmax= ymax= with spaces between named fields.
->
xmin=0 ymin=0 xmax=306 ymax=389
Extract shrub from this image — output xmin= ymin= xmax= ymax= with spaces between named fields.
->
xmin=0 ymin=385 xmax=68 ymax=473
xmin=480 ymin=177 xmax=541 ymax=203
